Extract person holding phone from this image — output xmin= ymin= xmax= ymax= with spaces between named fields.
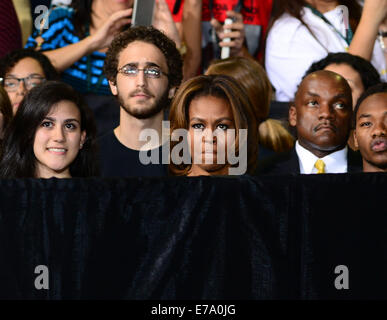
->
xmin=201 ymin=0 xmax=273 ymax=69
xmin=25 ymin=0 xmax=181 ymax=136
xmin=24 ymin=0 xmax=132 ymax=136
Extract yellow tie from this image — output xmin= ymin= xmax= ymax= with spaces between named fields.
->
xmin=314 ymin=159 xmax=326 ymax=174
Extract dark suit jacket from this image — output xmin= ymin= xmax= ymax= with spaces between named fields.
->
xmin=256 ymin=147 xmax=363 ymax=174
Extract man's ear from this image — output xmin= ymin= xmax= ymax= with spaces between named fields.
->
xmin=353 ymin=130 xmax=359 ymax=149
xmin=168 ymin=87 xmax=177 ymax=99
xmin=109 ymin=80 xmax=118 ymax=96
xmin=80 ymin=131 xmax=87 ymax=149
xmin=289 ymin=105 xmax=297 ymax=127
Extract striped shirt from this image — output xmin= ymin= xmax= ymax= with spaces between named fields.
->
xmin=25 ymin=6 xmax=111 ymax=95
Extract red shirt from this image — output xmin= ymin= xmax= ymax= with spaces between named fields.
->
xmin=165 ymin=0 xmax=184 ymax=23
xmin=202 ymin=0 xmax=272 ymax=33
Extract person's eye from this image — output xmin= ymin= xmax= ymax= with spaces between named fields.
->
xmin=192 ymin=123 xmax=204 ymax=130
xmin=41 ymin=121 xmax=53 ymax=128
xmin=307 ymin=100 xmax=318 ymax=107
xmin=334 ymin=102 xmax=345 ymax=109
xmin=217 ymin=124 xmax=229 ymax=130
xmin=360 ymin=121 xmax=372 ymax=128
xmin=65 ymin=123 xmax=77 ymax=130
xmin=123 ymin=66 xmax=137 ymax=75
xmin=4 ymin=80 xmax=16 ymax=88
xmin=145 ymin=68 xmax=161 ymax=77
xmin=29 ymin=81 xmax=41 ymax=88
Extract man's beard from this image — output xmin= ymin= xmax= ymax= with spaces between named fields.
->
xmin=117 ymin=88 xmax=170 ymax=120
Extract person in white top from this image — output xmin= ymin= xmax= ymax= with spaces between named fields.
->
xmin=265 ymin=0 xmax=387 ymax=102
xmin=257 ymin=70 xmax=362 ymax=174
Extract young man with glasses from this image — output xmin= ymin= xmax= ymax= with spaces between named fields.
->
xmin=99 ymin=26 xmax=183 ymax=177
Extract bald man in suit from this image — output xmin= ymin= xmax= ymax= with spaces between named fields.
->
xmin=258 ymin=70 xmax=362 ymax=174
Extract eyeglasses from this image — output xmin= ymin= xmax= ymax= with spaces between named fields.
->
xmin=117 ymin=64 xmax=168 ymax=79
xmin=0 ymin=75 xmax=46 ymax=92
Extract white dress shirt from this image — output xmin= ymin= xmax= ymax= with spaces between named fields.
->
xmin=295 ymin=141 xmax=348 ymax=174
xmin=265 ymin=6 xmax=386 ymax=102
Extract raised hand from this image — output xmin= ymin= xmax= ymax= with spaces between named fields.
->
xmin=349 ymin=0 xmax=387 ymax=60
xmin=210 ymin=11 xmax=245 ymax=57
xmin=153 ymin=0 xmax=182 ymax=46
xmin=90 ymin=8 xmax=132 ymax=51
xmin=362 ymin=0 xmax=387 ymax=24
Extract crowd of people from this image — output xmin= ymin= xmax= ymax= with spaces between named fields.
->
xmin=0 ymin=0 xmax=386 ymax=179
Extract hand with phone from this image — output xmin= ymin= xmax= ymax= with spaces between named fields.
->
xmin=221 ymin=17 xmax=233 ymax=59
xmin=211 ymin=11 xmax=246 ymax=58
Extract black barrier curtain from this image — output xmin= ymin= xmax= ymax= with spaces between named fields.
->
xmin=0 ymin=174 xmax=386 ymax=300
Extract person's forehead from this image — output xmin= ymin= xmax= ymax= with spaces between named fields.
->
xmin=358 ymin=93 xmax=387 ymax=116
xmin=7 ymin=57 xmax=44 ymax=75
xmin=118 ymin=40 xmax=168 ymax=69
xmin=325 ymin=63 xmax=359 ymax=78
xmin=190 ymin=95 xmax=232 ymax=117
xmin=298 ymin=72 xmax=350 ymax=96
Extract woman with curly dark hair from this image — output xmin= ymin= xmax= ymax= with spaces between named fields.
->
xmin=266 ymin=0 xmax=387 ymax=102
xmin=0 ymin=81 xmax=99 ymax=178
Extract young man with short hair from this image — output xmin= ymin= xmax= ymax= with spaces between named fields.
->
xmin=353 ymin=83 xmax=387 ymax=172
xmin=99 ymin=26 xmax=183 ymax=177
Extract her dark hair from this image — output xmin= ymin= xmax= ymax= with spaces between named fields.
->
xmin=71 ymin=0 xmax=93 ymax=38
xmin=304 ymin=52 xmax=381 ymax=90
xmin=0 ymin=86 xmax=13 ymax=138
xmin=0 ymin=49 xmax=59 ymax=81
xmin=0 ymin=81 xmax=99 ymax=178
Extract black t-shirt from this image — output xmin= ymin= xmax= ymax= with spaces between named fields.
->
xmin=98 ymin=131 xmax=168 ymax=177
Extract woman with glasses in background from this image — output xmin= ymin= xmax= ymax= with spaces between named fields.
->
xmin=0 ymin=49 xmax=58 ymax=114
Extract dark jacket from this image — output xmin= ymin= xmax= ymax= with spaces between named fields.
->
xmin=256 ymin=147 xmax=363 ymax=174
